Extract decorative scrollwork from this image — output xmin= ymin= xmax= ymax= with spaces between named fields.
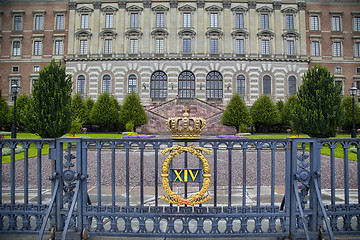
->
xmin=295 ymin=152 xmax=310 ymax=210
xmin=160 ymin=145 xmax=212 ymax=206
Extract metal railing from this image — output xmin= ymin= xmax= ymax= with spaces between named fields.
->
xmin=0 ymin=137 xmax=359 ymax=239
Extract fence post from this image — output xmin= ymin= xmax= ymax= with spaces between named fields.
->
xmin=289 ymin=138 xmax=297 ymax=238
xmin=55 ymin=139 xmax=64 ymax=231
xmin=309 ymin=139 xmax=321 ymax=237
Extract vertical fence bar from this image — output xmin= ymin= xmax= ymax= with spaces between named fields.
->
xmin=10 ymin=144 xmax=15 ymax=204
xmin=0 ymin=145 xmax=2 ymax=204
xmin=125 ymin=144 xmax=130 ymax=208
xmin=56 ymin=140 xmax=64 ymax=231
xmin=154 ymin=144 xmax=159 ymax=207
xmin=309 ymin=139 xmax=320 ymax=234
xmin=23 ymin=144 xmax=29 ymax=205
xmin=242 ymin=145 xmax=247 ymax=207
xmin=97 ymin=144 xmax=102 ymax=207
xmin=213 ymin=145 xmax=218 ymax=207
xmin=82 ymin=140 xmax=89 ymax=229
xmin=270 ymin=144 xmax=275 ymax=206
xmin=343 ymin=146 xmax=350 ymax=205
xmin=228 ymin=144 xmax=233 ymax=207
xmin=358 ymin=145 xmax=360 ymax=204
xmin=140 ymin=143 xmax=145 ymax=207
xmin=37 ymin=146 xmax=42 ymax=205
xmin=284 ymin=139 xmax=291 ymax=233
xmin=289 ymin=139 xmax=297 ymax=237
xmin=256 ymin=145 xmax=261 ymax=207
xmin=111 ymin=143 xmax=116 ymax=207
xmin=184 ymin=141 xmax=188 ymax=200
xmin=329 ymin=144 xmax=336 ymax=205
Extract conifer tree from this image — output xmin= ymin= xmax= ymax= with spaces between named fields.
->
xmin=71 ymin=93 xmax=86 ymax=122
xmin=119 ymin=92 xmax=148 ymax=132
xmin=90 ymin=92 xmax=119 ymax=131
xmin=292 ymin=65 xmax=343 ymax=138
xmin=11 ymin=94 xmax=30 ymax=131
xmin=221 ymin=93 xmax=252 ymax=133
xmin=84 ymin=97 xmax=94 ymax=126
xmin=340 ymin=96 xmax=360 ymax=133
xmin=0 ymin=90 xmax=10 ymax=129
xmin=24 ymin=59 xmax=73 ymax=138
xmin=250 ymin=95 xmax=280 ymax=133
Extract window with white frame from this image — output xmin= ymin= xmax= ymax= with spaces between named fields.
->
xmin=286 ymin=14 xmax=294 ymax=30
xmin=237 ymin=74 xmax=245 ymax=96
xmin=333 ymin=41 xmax=341 ymax=57
xmin=155 ymin=39 xmax=164 ymax=54
xmin=102 ymin=75 xmax=111 ymax=93
xmin=210 ymin=13 xmax=218 ymax=28
xmin=262 ymin=40 xmax=270 ymax=55
xmin=236 ymin=39 xmax=245 ymax=54
xmin=287 ymin=40 xmax=295 ymax=55
xmin=311 ymin=41 xmax=320 ymax=56
xmin=56 ymin=14 xmax=65 ymax=30
xmin=263 ymin=75 xmax=271 ymax=95
xmin=34 ymin=41 xmax=42 ymax=56
xmin=183 ymin=13 xmax=191 ymax=28
xmin=128 ymin=74 xmax=137 ymax=93
xmin=105 ymin=13 xmax=113 ymax=28
xmin=235 ymin=13 xmax=244 ymax=29
xmin=156 ymin=13 xmax=164 ymax=28
xmin=130 ymin=13 xmax=138 ymax=28
xmin=104 ymin=39 xmax=112 ymax=54
xmin=354 ymin=16 xmax=360 ymax=32
xmin=12 ymin=41 xmax=21 ymax=56
xmin=261 ymin=13 xmax=269 ymax=29
xmin=34 ymin=15 xmax=44 ymax=31
xmin=130 ymin=39 xmax=138 ymax=54
xmin=335 ymin=67 xmax=342 ymax=73
xmin=210 ymin=39 xmax=218 ymax=54
xmin=77 ymin=75 xmax=85 ymax=94
xmin=288 ymin=76 xmax=296 ymax=95
xmin=79 ymin=39 xmax=88 ymax=55
xmin=183 ymin=38 xmax=191 ymax=53
xmin=310 ymin=15 xmax=319 ymax=31
xmin=355 ymin=42 xmax=360 ymax=58
xmin=332 ymin=15 xmax=341 ymax=31
xmin=33 ymin=66 xmax=40 ymax=72
xmin=54 ymin=40 xmax=63 ymax=55
xmin=13 ymin=15 xmax=22 ymax=31
xmin=81 ymin=14 xmax=89 ymax=29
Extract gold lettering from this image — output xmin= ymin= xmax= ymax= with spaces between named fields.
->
xmin=189 ymin=170 xmax=199 ymax=181
xmin=173 ymin=170 xmax=183 ymax=182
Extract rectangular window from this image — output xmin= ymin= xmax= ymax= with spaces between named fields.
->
xmin=34 ymin=41 xmax=42 ymax=56
xmin=332 ymin=16 xmax=341 ymax=31
xmin=33 ymin=66 xmax=40 ymax=72
xmin=183 ymin=13 xmax=191 ymax=28
xmin=13 ymin=41 xmax=21 ymax=56
xmin=183 ymin=38 xmax=191 ymax=53
xmin=105 ymin=13 xmax=113 ymax=28
xmin=312 ymin=41 xmax=320 ymax=56
xmin=235 ymin=13 xmax=244 ymax=29
xmin=103 ymin=80 xmax=110 ymax=93
xmin=355 ymin=42 xmax=360 ymax=58
xmin=81 ymin=14 xmax=89 ymax=29
xmin=14 ymin=15 xmax=22 ymax=31
xmin=287 ymin=40 xmax=295 ymax=55
xmin=130 ymin=39 xmax=138 ymax=54
xmin=155 ymin=39 xmax=164 ymax=54
xmin=286 ymin=14 xmax=294 ymax=30
xmin=104 ymin=39 xmax=112 ymax=54
xmin=130 ymin=13 xmax=138 ymax=28
xmin=56 ymin=14 xmax=65 ymax=30
xmin=35 ymin=15 xmax=44 ymax=31
xmin=12 ymin=66 xmax=19 ymax=72
xmin=54 ymin=40 xmax=63 ymax=55
xmin=310 ymin=15 xmax=319 ymax=31
xmin=80 ymin=40 xmax=88 ymax=55
xmin=335 ymin=67 xmax=342 ymax=73
xmin=261 ymin=14 xmax=269 ymax=29
xmin=354 ymin=16 xmax=360 ymax=32
xmin=333 ymin=42 xmax=341 ymax=57
xmin=236 ymin=39 xmax=244 ymax=54
xmin=210 ymin=39 xmax=218 ymax=54
xmin=262 ymin=40 xmax=270 ymax=55
xmin=156 ymin=13 xmax=164 ymax=28
xmin=210 ymin=13 xmax=218 ymax=28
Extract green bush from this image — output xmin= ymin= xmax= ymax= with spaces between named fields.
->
xmin=0 ymin=90 xmax=10 ymax=130
xmin=119 ymin=92 xmax=147 ymax=132
xmin=2 ymin=146 xmax=24 ymax=156
xmin=250 ymin=95 xmax=280 ymax=133
xmin=90 ymin=92 xmax=119 ymax=131
xmin=71 ymin=94 xmax=86 ymax=122
xmin=340 ymin=96 xmax=360 ymax=133
xmin=69 ymin=117 xmax=83 ymax=136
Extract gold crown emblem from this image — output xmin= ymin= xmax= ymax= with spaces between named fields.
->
xmin=166 ymin=107 xmax=206 ymax=139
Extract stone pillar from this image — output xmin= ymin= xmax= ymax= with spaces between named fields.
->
xmin=298 ymin=1 xmax=307 ymax=57
xmin=118 ymin=0 xmax=126 ymax=56
xmin=223 ymin=0 xmax=231 ymax=57
xmin=248 ymin=1 xmax=257 ymax=57
xmin=92 ymin=1 xmax=101 ymax=57
xmin=142 ymin=0 xmax=151 ymax=56
xmin=169 ymin=0 xmax=178 ymax=56
xmin=273 ymin=1 xmax=282 ymax=58
xmin=68 ymin=2 xmax=77 ymax=57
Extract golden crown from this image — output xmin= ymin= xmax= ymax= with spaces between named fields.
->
xmin=166 ymin=107 xmax=206 ymax=139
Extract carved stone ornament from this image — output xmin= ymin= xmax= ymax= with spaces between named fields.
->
xmin=118 ymin=0 xmax=126 ymax=9
xmin=273 ymin=1 xmax=282 ymax=10
xmin=197 ymin=0 xmax=205 ymax=8
xmin=170 ymin=0 xmax=178 ymax=8
xmin=93 ymin=1 xmax=101 ymax=9
xmin=297 ymin=2 xmax=306 ymax=11
xmin=69 ymin=1 xmax=77 ymax=10
xmin=223 ymin=0 xmax=231 ymax=9
xmin=143 ymin=0 xmax=151 ymax=8
xmin=248 ymin=1 xmax=256 ymax=9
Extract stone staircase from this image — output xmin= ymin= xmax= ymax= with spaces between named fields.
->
xmin=137 ymin=98 xmax=236 ymax=135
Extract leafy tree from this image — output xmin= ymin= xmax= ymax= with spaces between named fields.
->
xmin=221 ymin=93 xmax=252 ymax=133
xmin=8 ymin=94 xmax=30 ymax=131
xmin=291 ymin=65 xmax=343 ymax=138
xmin=84 ymin=97 xmax=95 ymax=126
xmin=0 ymin=90 xmax=10 ymax=129
xmin=69 ymin=117 xmax=83 ymax=136
xmin=250 ymin=95 xmax=280 ymax=133
xmin=24 ymin=59 xmax=73 ymax=138
xmin=119 ymin=92 xmax=148 ymax=132
xmin=90 ymin=92 xmax=119 ymax=131
xmin=71 ymin=94 xmax=86 ymax=122
xmin=341 ymin=96 xmax=360 ymax=133
xmin=276 ymin=99 xmax=286 ymax=131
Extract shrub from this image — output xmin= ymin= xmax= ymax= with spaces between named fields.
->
xmin=119 ymin=92 xmax=147 ymax=132
xmin=340 ymin=96 xmax=360 ymax=133
xmin=69 ymin=117 xmax=83 ymax=136
xmin=250 ymin=95 xmax=280 ymax=133
xmin=71 ymin=94 xmax=86 ymax=122
xmin=0 ymin=90 xmax=10 ymax=130
xmin=2 ymin=146 xmax=24 ymax=156
xmin=90 ymin=92 xmax=119 ymax=131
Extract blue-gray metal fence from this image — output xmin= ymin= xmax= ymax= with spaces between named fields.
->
xmin=0 ymin=137 xmax=359 ymax=239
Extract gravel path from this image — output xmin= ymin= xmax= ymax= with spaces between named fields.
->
xmin=2 ymin=146 xmax=358 ymax=190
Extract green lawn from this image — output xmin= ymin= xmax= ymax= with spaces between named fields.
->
xmin=1 ymin=133 xmax=358 ymax=163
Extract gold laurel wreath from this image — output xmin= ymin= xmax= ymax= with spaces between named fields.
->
xmin=160 ymin=145 xmax=212 ymax=206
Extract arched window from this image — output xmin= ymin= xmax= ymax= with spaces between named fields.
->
xmin=206 ymin=71 xmax=223 ymax=99
xmin=237 ymin=74 xmax=245 ymax=96
xmin=263 ymin=75 xmax=271 ymax=95
xmin=288 ymin=76 xmax=296 ymax=95
xmin=178 ymin=71 xmax=195 ymax=98
xmin=128 ymin=74 xmax=137 ymax=93
xmin=102 ymin=74 xmax=111 ymax=93
xmin=150 ymin=71 xmax=167 ymax=99
xmin=77 ymin=75 xmax=85 ymax=95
